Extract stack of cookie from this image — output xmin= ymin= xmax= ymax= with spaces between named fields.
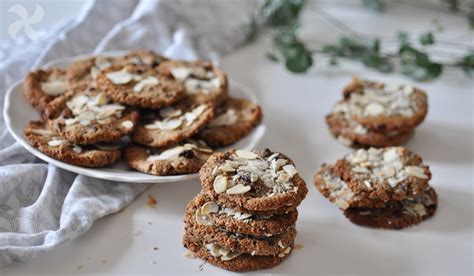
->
xmin=326 ymin=77 xmax=428 ymax=148
xmin=183 ymin=149 xmax=308 ymax=271
xmin=22 ymin=49 xmax=262 ymax=174
xmin=313 ymin=147 xmax=437 ymax=229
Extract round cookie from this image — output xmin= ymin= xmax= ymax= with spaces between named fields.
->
xmin=96 ymin=64 xmax=185 ymax=109
xmin=131 ymin=99 xmax=214 ymax=148
xmin=23 ymin=68 xmax=68 ymax=112
xmin=158 ymin=60 xmax=228 ymax=106
xmin=334 ymin=147 xmax=431 ymax=203
xmin=189 ymin=193 xmax=298 ymax=237
xmin=342 ymin=76 xmax=428 ymax=132
xmin=199 ymin=97 xmax=263 ymax=147
xmin=326 ymin=101 xmax=413 ymax=148
xmin=124 ymin=141 xmax=213 ymax=176
xmin=24 ymin=120 xmax=121 ymax=167
xmin=183 ymin=233 xmax=291 ymax=272
xmin=184 ymin=210 xmax=296 ymax=256
xmin=343 ymin=187 xmax=437 ymax=229
xmin=47 ymin=88 xmax=139 ymax=145
xmin=199 ymin=149 xmax=308 ymax=214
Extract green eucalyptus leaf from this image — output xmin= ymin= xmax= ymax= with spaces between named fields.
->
xmin=397 ymin=31 xmax=410 ymax=45
xmin=362 ymin=0 xmax=385 ymax=12
xmin=457 ymin=53 xmax=474 ymax=75
xmin=399 ymin=45 xmax=443 ymax=80
xmin=420 ymin=32 xmax=435 ymax=46
xmin=260 ymin=0 xmax=306 ymax=27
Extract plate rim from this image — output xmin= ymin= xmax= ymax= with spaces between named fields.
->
xmin=3 ymin=52 xmax=265 ymax=183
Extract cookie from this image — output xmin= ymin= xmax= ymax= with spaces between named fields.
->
xmin=199 ymin=97 xmax=262 ymax=147
xmin=24 ymin=120 xmax=121 ymax=167
xmin=96 ymin=64 xmax=185 ymax=108
xmin=131 ymin=100 xmax=214 ymax=148
xmin=184 ymin=210 xmax=296 ymax=256
xmin=158 ymin=60 xmax=228 ymax=106
xmin=342 ymin=76 xmax=428 ymax=132
xmin=343 ymin=187 xmax=437 ymax=229
xmin=23 ymin=68 xmax=68 ymax=112
xmin=47 ymin=88 xmax=139 ymax=144
xmin=189 ymin=193 xmax=298 ymax=237
xmin=326 ymin=101 xmax=413 ymax=148
xmin=333 ymin=147 xmax=431 ymax=204
xmin=183 ymin=233 xmax=291 ymax=272
xmin=199 ymin=149 xmax=308 ymax=213
xmin=124 ymin=140 xmax=213 ymax=176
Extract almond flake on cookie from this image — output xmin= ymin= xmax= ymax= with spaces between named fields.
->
xmin=41 ymin=79 xmax=68 ymax=96
xmin=145 ymin=104 xmax=209 ymax=130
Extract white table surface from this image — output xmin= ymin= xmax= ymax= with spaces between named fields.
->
xmin=3 ymin=2 xmax=473 ymax=275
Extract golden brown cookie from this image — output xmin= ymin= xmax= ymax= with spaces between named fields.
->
xmin=343 ymin=187 xmax=437 ymax=229
xmin=24 ymin=120 xmax=121 ymax=167
xmin=342 ymin=77 xmax=428 ymax=132
xmin=189 ymin=193 xmax=298 ymax=237
xmin=158 ymin=60 xmax=228 ymax=106
xmin=47 ymin=88 xmax=139 ymax=145
xmin=23 ymin=68 xmax=68 ymax=113
xmin=199 ymin=149 xmax=308 ymax=214
xmin=124 ymin=140 xmax=213 ymax=176
xmin=96 ymin=64 xmax=185 ymax=109
xmin=199 ymin=97 xmax=262 ymax=147
xmin=131 ymin=99 xmax=214 ymax=148
xmin=183 ymin=233 xmax=292 ymax=272
xmin=333 ymin=147 xmax=431 ymax=203
xmin=326 ymin=101 xmax=413 ymax=148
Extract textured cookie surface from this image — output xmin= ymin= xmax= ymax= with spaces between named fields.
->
xmin=131 ymin=99 xmax=214 ymax=148
xmin=96 ymin=64 xmax=184 ymax=108
xmin=326 ymin=101 xmax=413 ymax=148
xmin=199 ymin=149 xmax=308 ymax=213
xmin=343 ymin=77 xmax=428 ymax=132
xmin=48 ymin=88 xmax=139 ymax=144
xmin=183 ymin=233 xmax=291 ymax=272
xmin=343 ymin=187 xmax=437 ymax=229
xmin=24 ymin=120 xmax=121 ymax=167
xmin=158 ymin=60 xmax=228 ymax=106
xmin=333 ymin=147 xmax=431 ymax=203
xmin=124 ymin=141 xmax=213 ymax=176
xmin=200 ymin=97 xmax=262 ymax=147
xmin=184 ymin=209 xmax=296 ymax=256
xmin=188 ymin=193 xmax=297 ymax=237
xmin=23 ymin=68 xmax=68 ymax=112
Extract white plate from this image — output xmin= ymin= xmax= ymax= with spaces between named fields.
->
xmin=3 ymin=53 xmax=266 ymax=183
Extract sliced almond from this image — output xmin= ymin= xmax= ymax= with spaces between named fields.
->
xmin=195 ymin=209 xmax=212 ymax=226
xmin=147 ymin=146 xmax=186 ymax=161
xmin=364 ymin=102 xmax=385 ymax=116
xmin=106 ymin=69 xmax=134 ymax=84
xmin=170 ymin=67 xmax=192 ymax=81
xmin=235 ymin=150 xmax=258 ymax=160
xmin=133 ymin=76 xmax=159 ymax=92
xmin=30 ymin=128 xmax=52 ymax=136
xmin=95 ymin=92 xmax=108 ymax=106
xmin=282 ymin=164 xmax=298 ymax=177
xmin=41 ymin=80 xmax=67 ymax=96
xmin=72 ymin=145 xmax=82 ymax=153
xmin=147 ymin=118 xmax=182 ymax=130
xmin=48 ymin=139 xmax=63 ymax=147
xmin=335 ymin=198 xmax=350 ymax=210
xmin=226 ymin=184 xmax=251 ymax=195
xmin=160 ymin=107 xmax=182 ymax=118
xmin=220 ymin=251 xmax=241 ymax=261
xmin=404 ymin=166 xmax=428 ymax=179
xmin=213 ymin=175 xmax=227 ymax=194
xmin=201 ymin=201 xmax=219 ymax=215
xmin=121 ymin=120 xmax=134 ymax=129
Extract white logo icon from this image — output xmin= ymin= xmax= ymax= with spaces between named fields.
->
xmin=8 ymin=4 xmax=44 ymax=40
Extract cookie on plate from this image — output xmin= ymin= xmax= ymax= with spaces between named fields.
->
xmin=183 ymin=233 xmax=291 ymax=272
xmin=343 ymin=76 xmax=428 ymax=132
xmin=47 ymin=88 xmax=139 ymax=145
xmin=131 ymin=99 xmax=214 ymax=148
xmin=96 ymin=64 xmax=185 ymax=109
xmin=313 ymin=146 xmax=437 ymax=229
xmin=23 ymin=68 xmax=68 ymax=112
xmin=199 ymin=97 xmax=262 ymax=147
xmin=199 ymin=149 xmax=308 ymax=214
xmin=189 ymin=193 xmax=298 ymax=237
xmin=343 ymin=187 xmax=437 ymax=229
xmin=326 ymin=101 xmax=413 ymax=148
xmin=158 ymin=60 xmax=228 ymax=106
xmin=124 ymin=140 xmax=213 ymax=176
xmin=24 ymin=120 xmax=121 ymax=167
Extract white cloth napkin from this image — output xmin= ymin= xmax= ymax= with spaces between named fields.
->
xmin=0 ymin=0 xmax=256 ymax=266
